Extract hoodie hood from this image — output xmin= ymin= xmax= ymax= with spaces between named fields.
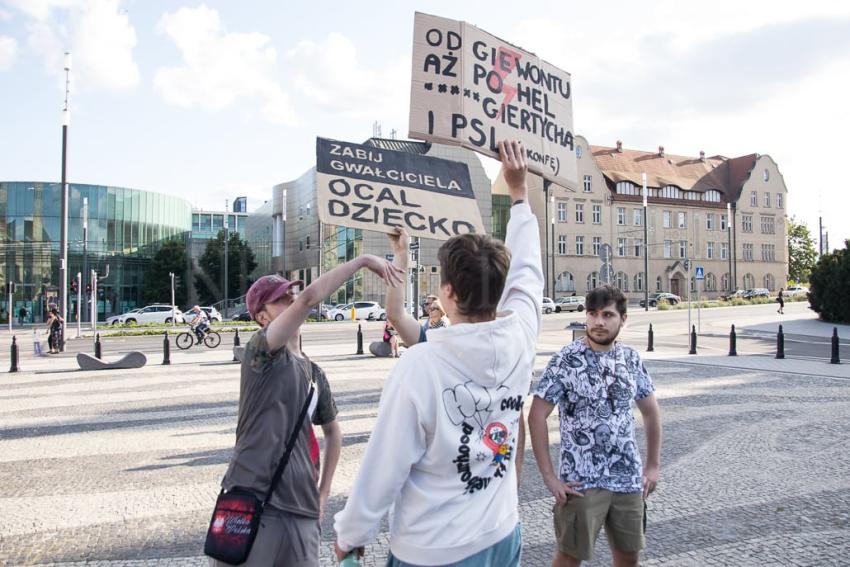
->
xmin=425 ymin=309 xmax=531 ymax=388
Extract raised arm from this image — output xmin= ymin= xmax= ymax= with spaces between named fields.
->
xmin=385 ymin=228 xmax=422 ymax=346
xmin=266 ymin=255 xmax=404 ymax=352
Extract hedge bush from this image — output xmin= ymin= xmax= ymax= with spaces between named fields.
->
xmin=808 ymin=240 xmax=850 ymax=323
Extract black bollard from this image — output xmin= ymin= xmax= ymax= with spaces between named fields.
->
xmin=233 ymin=328 xmax=241 ymax=362
xmin=647 ymin=324 xmax=654 ymax=352
xmin=689 ymin=325 xmax=697 ymax=355
xmin=356 ymin=324 xmax=364 ymax=355
xmin=831 ymin=327 xmax=841 ymax=364
xmin=729 ymin=325 xmax=738 ymax=356
xmin=162 ymin=331 xmax=171 ymax=365
xmin=94 ymin=333 xmax=102 ymax=359
xmin=776 ymin=325 xmax=785 ymax=359
xmin=9 ymin=336 xmax=19 ymax=372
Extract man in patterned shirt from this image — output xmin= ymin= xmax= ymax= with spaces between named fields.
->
xmin=529 ymin=284 xmax=662 ymax=566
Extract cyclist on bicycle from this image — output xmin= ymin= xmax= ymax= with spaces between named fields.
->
xmin=189 ymin=305 xmax=209 ymax=344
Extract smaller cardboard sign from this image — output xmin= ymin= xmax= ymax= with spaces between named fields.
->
xmin=315 ymin=138 xmax=485 ymax=241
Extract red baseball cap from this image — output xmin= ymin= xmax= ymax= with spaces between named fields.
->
xmin=246 ymin=275 xmax=303 ymax=319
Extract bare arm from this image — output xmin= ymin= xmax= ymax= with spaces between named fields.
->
xmin=528 ymin=396 xmax=583 ymax=504
xmin=318 ymin=420 xmax=342 ymax=520
xmin=636 ymin=394 xmax=662 ymax=498
xmin=266 ymin=255 xmax=404 ymax=353
xmin=385 ymin=228 xmax=422 ymax=346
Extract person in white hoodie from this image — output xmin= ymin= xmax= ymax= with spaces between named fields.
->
xmin=334 ymin=140 xmax=543 ymax=566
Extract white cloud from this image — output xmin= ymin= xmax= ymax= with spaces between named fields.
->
xmin=285 ymin=32 xmax=409 ymax=121
xmin=0 ymin=36 xmax=17 ymax=70
xmin=16 ymin=0 xmax=139 ymax=90
xmin=153 ymin=4 xmax=297 ymax=125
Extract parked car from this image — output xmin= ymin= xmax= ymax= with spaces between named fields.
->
xmin=639 ymin=293 xmax=681 ymax=308
xmin=556 ymin=296 xmax=586 ymax=312
xmin=786 ymin=286 xmax=809 ymax=297
xmin=308 ymin=304 xmax=330 ymax=319
xmin=201 ymin=306 xmax=222 ymax=322
xmin=327 ymin=301 xmax=386 ymax=321
xmin=231 ymin=310 xmax=252 ymax=322
xmin=721 ymin=289 xmax=748 ymax=301
xmin=744 ymin=288 xmax=770 ymax=299
xmin=541 ymin=297 xmax=557 ymax=314
xmin=107 ymin=304 xmax=184 ymax=325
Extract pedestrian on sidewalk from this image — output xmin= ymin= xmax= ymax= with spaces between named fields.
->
xmin=18 ymin=306 xmax=27 ymax=326
xmin=334 ymin=140 xmax=542 ymax=566
xmin=427 ymin=299 xmax=449 ymax=330
xmin=777 ymin=288 xmax=785 ymax=314
xmin=528 ymin=284 xmax=662 ymax=567
xmin=209 ymin=256 xmax=403 ymax=567
xmin=383 ymin=320 xmax=400 ymax=358
xmin=45 ymin=305 xmax=64 ymax=354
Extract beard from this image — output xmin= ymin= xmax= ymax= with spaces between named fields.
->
xmin=587 ymin=327 xmax=620 ymax=346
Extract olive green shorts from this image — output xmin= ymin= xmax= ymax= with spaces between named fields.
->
xmin=553 ymin=488 xmax=645 ymax=561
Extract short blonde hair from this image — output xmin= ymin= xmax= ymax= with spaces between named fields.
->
xmin=430 ymin=299 xmax=446 ymax=316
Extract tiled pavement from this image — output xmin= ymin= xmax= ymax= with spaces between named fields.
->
xmin=1 ymin=348 xmax=849 ymax=566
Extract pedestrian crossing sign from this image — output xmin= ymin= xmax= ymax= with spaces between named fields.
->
xmin=695 ymin=266 xmax=705 ymax=280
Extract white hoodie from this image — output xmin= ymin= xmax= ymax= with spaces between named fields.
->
xmin=334 ymin=203 xmax=543 ymax=565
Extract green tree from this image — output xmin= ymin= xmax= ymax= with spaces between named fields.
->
xmin=787 ymin=217 xmax=817 ymax=283
xmin=195 ymin=230 xmax=258 ymax=306
xmin=142 ymin=238 xmax=189 ymax=307
xmin=808 ymin=239 xmax=850 ymax=323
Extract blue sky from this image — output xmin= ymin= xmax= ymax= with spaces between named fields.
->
xmin=1 ymin=0 xmax=849 ymax=247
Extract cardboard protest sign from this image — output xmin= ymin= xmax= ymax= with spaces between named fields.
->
xmin=409 ymin=12 xmax=577 ymax=190
xmin=316 ymin=137 xmax=485 ymax=241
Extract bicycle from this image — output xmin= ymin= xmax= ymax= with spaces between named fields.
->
xmin=175 ymin=324 xmax=222 ymax=350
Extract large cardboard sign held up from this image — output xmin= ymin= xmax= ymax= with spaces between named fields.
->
xmin=409 ymin=12 xmax=577 ymax=189
xmin=316 ymin=137 xmax=485 ymax=241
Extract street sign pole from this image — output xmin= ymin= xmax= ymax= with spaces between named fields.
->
xmin=686 ymin=259 xmax=692 ymax=342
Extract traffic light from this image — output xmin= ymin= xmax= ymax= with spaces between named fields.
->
xmin=70 ymin=279 xmax=78 ymax=294
xmin=85 ymin=283 xmax=92 ymax=295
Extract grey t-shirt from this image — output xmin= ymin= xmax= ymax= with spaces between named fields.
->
xmin=222 ymin=329 xmax=319 ymax=518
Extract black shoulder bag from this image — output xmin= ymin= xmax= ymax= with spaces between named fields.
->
xmin=204 ymin=381 xmax=315 ymax=564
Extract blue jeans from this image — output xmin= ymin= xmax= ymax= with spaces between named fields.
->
xmin=386 ymin=523 xmax=521 ymax=567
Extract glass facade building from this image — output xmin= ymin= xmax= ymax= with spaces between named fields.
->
xmin=0 ymin=182 xmax=191 ymax=323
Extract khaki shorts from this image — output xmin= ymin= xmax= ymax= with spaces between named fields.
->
xmin=553 ymin=488 xmax=645 ymax=561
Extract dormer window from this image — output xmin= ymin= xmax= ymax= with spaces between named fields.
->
xmin=616 ymin=181 xmax=638 ymax=195
xmin=704 ymin=190 xmax=721 ymax=202
xmin=662 ymin=185 xmax=680 ymax=199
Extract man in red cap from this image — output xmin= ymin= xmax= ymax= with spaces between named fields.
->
xmin=211 ymin=255 xmax=403 ymax=566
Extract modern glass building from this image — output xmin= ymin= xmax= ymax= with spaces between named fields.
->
xmin=0 ymin=182 xmax=191 ymax=323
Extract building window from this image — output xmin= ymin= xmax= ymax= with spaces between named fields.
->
xmin=761 ymin=243 xmax=776 ymax=261
xmin=662 ymin=185 xmax=680 ymax=199
xmin=593 ymin=204 xmax=602 ymax=224
xmin=743 ymin=243 xmax=754 ymax=261
xmin=583 ymin=175 xmax=592 ymax=192
xmin=720 ymin=214 xmax=728 ymax=231
xmin=615 ymin=271 xmax=629 ymax=292
xmin=684 ymin=190 xmax=701 ymax=201
xmin=634 ymin=238 xmax=643 ymax=257
xmin=705 ymin=273 xmax=717 ymax=291
xmin=575 ymin=203 xmax=584 ymax=223
xmin=751 ymin=191 xmax=758 ymax=207
xmin=743 ymin=273 xmax=755 ymax=289
xmin=704 ymin=190 xmax=721 ymax=202
xmin=760 ymin=216 xmax=775 ymax=234
xmin=618 ymin=238 xmax=626 ymax=256
xmin=663 ymin=240 xmax=672 ymax=258
xmin=558 ymin=235 xmax=567 ymax=255
xmin=634 ymin=272 xmax=644 ymax=292
xmin=556 ymin=271 xmax=576 ymax=292
xmin=706 ymin=213 xmax=715 ymax=230
xmin=763 ymin=169 xmax=769 ymax=182
xmin=764 ymin=273 xmax=776 ymax=290
xmin=557 ymin=202 xmax=567 ymax=222
xmin=656 ymin=276 xmax=663 ymax=292
xmin=763 ymin=192 xmax=770 ymax=207
xmin=616 ymin=181 xmax=638 ymax=195
xmin=721 ymin=273 xmax=730 ymax=291
xmin=721 ymin=242 xmax=729 ymax=260
xmin=742 ymin=215 xmax=753 ymax=232
xmin=575 ymin=236 xmax=585 ymax=256
xmin=663 ymin=210 xmax=672 ymax=229
xmin=707 ymin=241 xmax=715 ymax=259
xmin=587 ymin=271 xmax=599 ymax=290
xmin=776 ymin=193 xmax=783 ymax=208
xmin=616 ymin=207 xmax=625 ymax=225
xmin=592 ymin=236 xmax=602 ymax=256
xmin=678 ymin=212 xmax=687 ymax=229
xmin=633 ymin=209 xmax=642 ymax=226
xmin=576 ymin=146 xmax=583 ymax=158
xmin=679 ymin=240 xmax=687 ymax=258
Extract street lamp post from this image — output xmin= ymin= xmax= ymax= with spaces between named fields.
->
xmin=81 ymin=196 xmax=88 ymax=323
xmin=642 ymin=173 xmax=649 ymax=311
xmin=223 ymin=201 xmax=229 ymax=317
xmin=59 ymin=52 xmax=72 ymax=351
xmin=726 ymin=202 xmax=733 ymax=294
xmin=543 ymin=180 xmax=551 ymax=297
xmin=550 ymin=195 xmax=555 ymax=297
xmin=169 ymin=272 xmax=176 ymax=328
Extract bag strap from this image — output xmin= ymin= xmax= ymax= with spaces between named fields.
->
xmin=264 ymin=380 xmax=315 ymax=506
